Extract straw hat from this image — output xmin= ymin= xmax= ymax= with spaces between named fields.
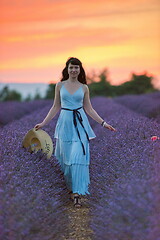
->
xmin=22 ymin=128 xmax=53 ymax=159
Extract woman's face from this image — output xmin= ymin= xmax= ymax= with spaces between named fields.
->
xmin=68 ymin=63 xmax=80 ymax=78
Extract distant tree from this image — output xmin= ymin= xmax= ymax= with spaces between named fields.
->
xmin=0 ymin=85 xmax=22 ymax=101
xmin=0 ymin=86 xmax=9 ymax=101
xmin=117 ymin=73 xmax=156 ymax=95
xmin=89 ymin=68 xmax=112 ymax=97
xmin=131 ymin=73 xmax=155 ymax=93
xmin=24 ymin=93 xmax=32 ymax=102
xmin=44 ymin=83 xmax=56 ymax=99
xmin=33 ymin=89 xmax=42 ymax=100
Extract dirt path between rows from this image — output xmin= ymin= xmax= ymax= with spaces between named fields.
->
xmin=61 ymin=195 xmax=94 ymax=240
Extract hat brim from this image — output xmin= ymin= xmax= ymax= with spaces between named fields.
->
xmin=22 ymin=128 xmax=53 ymax=159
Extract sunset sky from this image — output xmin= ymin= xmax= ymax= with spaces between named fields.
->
xmin=0 ymin=0 xmax=160 ymax=88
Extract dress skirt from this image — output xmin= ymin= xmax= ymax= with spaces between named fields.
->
xmin=54 ymin=138 xmax=91 ymax=195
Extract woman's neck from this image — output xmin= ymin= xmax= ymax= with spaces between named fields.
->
xmin=67 ymin=78 xmax=79 ymax=83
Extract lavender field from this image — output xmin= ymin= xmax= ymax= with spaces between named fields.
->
xmin=113 ymin=91 xmax=160 ymax=124
xmin=0 ymin=99 xmax=52 ymax=127
xmin=1 ymin=94 xmax=160 ymax=240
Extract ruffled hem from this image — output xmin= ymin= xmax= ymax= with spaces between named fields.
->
xmin=56 ymin=159 xmax=90 ymax=195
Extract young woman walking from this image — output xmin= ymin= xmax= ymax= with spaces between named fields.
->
xmin=34 ymin=57 xmax=116 ymax=208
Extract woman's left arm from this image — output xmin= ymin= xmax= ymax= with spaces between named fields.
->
xmin=83 ymin=85 xmax=117 ymax=132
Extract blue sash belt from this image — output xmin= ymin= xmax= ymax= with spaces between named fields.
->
xmin=61 ymin=106 xmax=90 ymax=155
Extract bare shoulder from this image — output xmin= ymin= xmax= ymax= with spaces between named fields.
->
xmin=56 ymin=81 xmax=63 ymax=90
xmin=56 ymin=81 xmax=63 ymax=87
xmin=82 ymin=84 xmax=89 ymax=94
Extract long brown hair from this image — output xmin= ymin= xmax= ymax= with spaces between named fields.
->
xmin=60 ymin=57 xmax=87 ymax=84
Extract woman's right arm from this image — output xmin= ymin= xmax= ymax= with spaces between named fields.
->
xmin=34 ymin=82 xmax=61 ymax=130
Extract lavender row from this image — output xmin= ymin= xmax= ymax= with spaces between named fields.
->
xmin=88 ymin=97 xmax=160 ymax=240
xmin=0 ymin=99 xmax=52 ymax=127
xmin=0 ymin=105 xmax=70 ymax=240
xmin=113 ymin=91 xmax=160 ymax=123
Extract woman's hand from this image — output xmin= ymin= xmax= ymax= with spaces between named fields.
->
xmin=34 ymin=122 xmax=45 ymax=131
xmin=104 ymin=122 xmax=117 ymax=132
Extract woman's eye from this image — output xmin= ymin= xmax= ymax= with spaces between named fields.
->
xmin=69 ymin=66 xmax=79 ymax=69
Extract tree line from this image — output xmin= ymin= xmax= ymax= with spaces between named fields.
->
xmin=0 ymin=69 xmax=159 ymax=102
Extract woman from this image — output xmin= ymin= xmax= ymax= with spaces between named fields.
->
xmin=34 ymin=57 xmax=117 ymax=208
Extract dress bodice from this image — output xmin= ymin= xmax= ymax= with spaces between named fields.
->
xmin=60 ymin=82 xmax=84 ymax=109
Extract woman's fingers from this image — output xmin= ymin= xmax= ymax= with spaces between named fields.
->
xmin=109 ymin=126 xmax=114 ymax=131
xmin=105 ymin=123 xmax=117 ymax=131
xmin=111 ymin=127 xmax=117 ymax=131
xmin=34 ymin=124 xmax=40 ymax=130
xmin=34 ymin=122 xmax=44 ymax=131
xmin=110 ymin=126 xmax=116 ymax=131
xmin=34 ymin=126 xmax=39 ymax=130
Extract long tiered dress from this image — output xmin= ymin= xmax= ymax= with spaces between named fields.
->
xmin=54 ymin=82 xmax=96 ymax=195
